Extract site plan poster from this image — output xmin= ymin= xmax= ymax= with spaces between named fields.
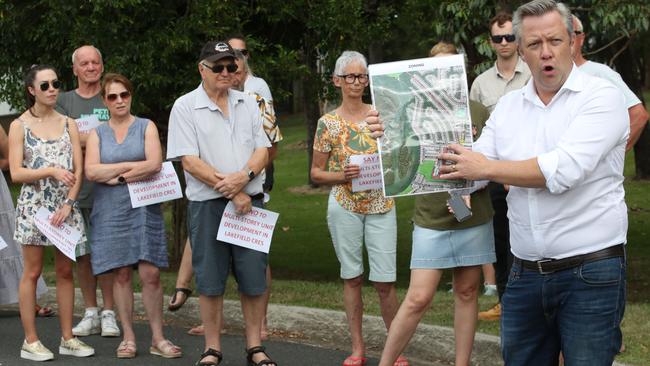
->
xmin=369 ymin=54 xmax=474 ymax=197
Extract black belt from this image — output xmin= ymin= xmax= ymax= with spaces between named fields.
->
xmin=514 ymin=244 xmax=624 ymax=275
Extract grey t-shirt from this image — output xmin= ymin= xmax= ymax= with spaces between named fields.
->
xmin=56 ymin=90 xmax=109 ymax=208
xmin=244 ymin=75 xmax=273 ymax=102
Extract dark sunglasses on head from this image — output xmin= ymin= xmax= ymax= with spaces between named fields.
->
xmin=106 ymin=91 xmax=131 ymax=102
xmin=491 ymin=34 xmax=516 ymax=43
xmin=39 ymin=80 xmax=61 ymax=91
xmin=202 ymin=62 xmax=238 ymax=74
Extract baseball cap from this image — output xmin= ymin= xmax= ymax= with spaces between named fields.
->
xmin=198 ymin=41 xmax=235 ymax=63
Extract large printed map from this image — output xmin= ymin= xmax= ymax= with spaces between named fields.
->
xmin=369 ymin=55 xmax=473 ymax=197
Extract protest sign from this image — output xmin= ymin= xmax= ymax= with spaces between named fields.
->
xmin=128 ymin=161 xmax=183 ymax=208
xmin=350 ymin=154 xmax=383 ymax=192
xmin=217 ymin=201 xmax=279 ymax=254
xmin=75 ymin=115 xmax=102 ymax=134
xmin=34 ymin=207 xmax=81 ymax=261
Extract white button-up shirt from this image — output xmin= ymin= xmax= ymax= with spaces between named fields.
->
xmin=474 ymin=65 xmax=629 ymax=260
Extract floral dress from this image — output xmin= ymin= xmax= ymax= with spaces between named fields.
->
xmin=14 ymin=118 xmax=86 ymax=246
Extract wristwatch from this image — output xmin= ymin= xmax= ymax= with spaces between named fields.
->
xmin=63 ymin=198 xmax=78 ymax=208
xmin=118 ymin=176 xmax=126 ymax=184
xmin=247 ymin=169 xmax=256 ymax=181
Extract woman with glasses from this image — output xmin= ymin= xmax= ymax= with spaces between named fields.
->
xmin=9 ymin=64 xmax=94 ymax=361
xmin=311 ymin=51 xmax=408 ymax=366
xmin=84 ymin=73 xmax=181 ymax=359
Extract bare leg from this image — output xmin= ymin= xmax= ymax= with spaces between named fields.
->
xmin=241 ymin=293 xmax=275 ymax=364
xmin=54 ymin=249 xmax=76 ymax=340
xmin=138 ymin=262 xmax=164 ymax=345
xmin=378 ymin=269 xmax=443 ymax=366
xmin=260 ymin=265 xmax=271 ymax=340
xmin=19 ymin=245 xmax=44 ymax=343
xmin=113 ymin=266 xmax=136 ymax=343
xmin=76 ymin=254 xmax=98 ymax=308
xmin=199 ymin=295 xmax=223 ymax=364
xmin=481 ymin=263 xmax=496 ymax=287
xmin=452 ymin=266 xmax=481 ymax=366
xmin=98 ymin=272 xmax=115 ymax=310
xmin=344 ymin=276 xmax=365 ymax=358
xmin=372 ymin=282 xmax=398 ymax=330
xmin=169 ymin=239 xmax=193 ymax=309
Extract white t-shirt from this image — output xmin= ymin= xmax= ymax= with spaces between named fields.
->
xmin=579 ymin=60 xmax=641 ymax=109
xmin=245 ymin=75 xmax=273 ymax=102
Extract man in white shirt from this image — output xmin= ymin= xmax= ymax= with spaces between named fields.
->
xmin=572 ymin=14 xmax=648 ymax=151
xmin=433 ymin=1 xmax=627 ymax=364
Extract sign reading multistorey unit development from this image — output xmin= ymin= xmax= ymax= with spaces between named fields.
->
xmin=34 ymin=207 xmax=81 ymax=261
xmin=217 ymin=201 xmax=279 ymax=254
xmin=128 ymin=161 xmax=183 ymax=208
xmin=75 ymin=115 xmax=102 ymax=134
xmin=369 ymin=54 xmax=474 ymax=197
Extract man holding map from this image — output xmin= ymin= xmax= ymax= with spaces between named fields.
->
xmin=436 ymin=1 xmax=628 ymax=364
xmin=166 ymin=41 xmax=275 ymax=366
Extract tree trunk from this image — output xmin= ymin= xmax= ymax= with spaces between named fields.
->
xmin=615 ymin=43 xmax=650 ymax=178
xmin=302 ymin=48 xmax=322 ymax=187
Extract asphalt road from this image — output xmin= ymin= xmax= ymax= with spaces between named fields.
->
xmin=0 ymin=309 xmax=380 ymax=365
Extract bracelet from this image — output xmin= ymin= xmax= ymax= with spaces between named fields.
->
xmin=63 ymin=198 xmax=78 ymax=208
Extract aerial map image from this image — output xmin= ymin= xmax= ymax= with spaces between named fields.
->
xmin=369 ymin=54 xmax=474 ymax=197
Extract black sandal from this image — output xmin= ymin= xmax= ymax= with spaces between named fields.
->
xmin=168 ymin=288 xmax=192 ymax=311
xmin=246 ymin=346 xmax=277 ymax=366
xmin=196 ymin=348 xmax=222 ymax=366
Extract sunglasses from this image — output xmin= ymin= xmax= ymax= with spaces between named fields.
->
xmin=39 ymin=80 xmax=62 ymax=91
xmin=202 ymin=62 xmax=238 ymax=74
xmin=234 ymin=48 xmax=249 ymax=56
xmin=106 ymin=91 xmax=131 ymax=102
xmin=491 ymin=34 xmax=516 ymax=43
xmin=574 ymin=30 xmax=583 ymax=35
xmin=337 ymin=73 xmax=369 ymax=84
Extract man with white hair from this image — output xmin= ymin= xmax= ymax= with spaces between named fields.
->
xmin=572 ymin=14 xmax=648 ymax=151
xmin=56 ymin=45 xmax=119 ymax=339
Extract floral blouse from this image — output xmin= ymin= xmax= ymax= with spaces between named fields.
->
xmin=313 ymin=112 xmax=394 ymax=214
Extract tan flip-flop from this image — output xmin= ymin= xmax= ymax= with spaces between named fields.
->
xmin=116 ymin=340 xmax=137 ymax=359
xmin=150 ymin=339 xmax=182 ymax=359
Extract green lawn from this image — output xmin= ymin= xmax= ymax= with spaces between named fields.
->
xmin=26 ymin=108 xmax=650 ymax=365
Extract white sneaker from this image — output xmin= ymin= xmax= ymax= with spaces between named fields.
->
xmin=73 ymin=307 xmax=101 ymax=336
xmin=100 ymin=309 xmax=120 ymax=337
xmin=59 ymin=337 xmax=95 ymax=357
xmin=483 ymin=284 xmax=498 ymax=296
xmin=21 ymin=339 xmax=54 ymax=361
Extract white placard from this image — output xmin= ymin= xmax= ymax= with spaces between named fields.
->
xmin=34 ymin=207 xmax=81 ymax=261
xmin=217 ymin=201 xmax=279 ymax=254
xmin=75 ymin=115 xmax=102 ymax=134
xmin=128 ymin=161 xmax=183 ymax=208
xmin=350 ymin=154 xmax=383 ymax=192
xmin=0 ymin=235 xmax=7 ymax=251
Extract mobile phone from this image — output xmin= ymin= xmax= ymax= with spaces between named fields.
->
xmin=447 ymin=194 xmax=472 ymax=222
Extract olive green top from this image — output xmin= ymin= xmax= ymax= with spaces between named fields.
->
xmin=413 ymin=100 xmax=494 ymax=230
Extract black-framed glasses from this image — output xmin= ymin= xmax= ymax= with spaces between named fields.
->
xmin=233 ymin=48 xmax=249 ymax=56
xmin=337 ymin=73 xmax=369 ymax=84
xmin=106 ymin=91 xmax=131 ymax=102
xmin=202 ymin=62 xmax=238 ymax=74
xmin=491 ymin=34 xmax=516 ymax=43
xmin=39 ymin=80 xmax=61 ymax=91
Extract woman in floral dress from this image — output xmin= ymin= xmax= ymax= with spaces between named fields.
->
xmin=8 ymin=65 xmax=93 ymax=361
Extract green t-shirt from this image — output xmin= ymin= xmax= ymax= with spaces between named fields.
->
xmin=412 ymin=100 xmax=494 ymax=230
xmin=56 ymin=90 xmax=109 ymax=208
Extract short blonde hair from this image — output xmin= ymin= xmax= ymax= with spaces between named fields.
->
xmin=429 ymin=42 xmax=458 ymax=57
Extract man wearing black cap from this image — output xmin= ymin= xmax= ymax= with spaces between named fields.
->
xmin=167 ymin=41 xmax=275 ymax=366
